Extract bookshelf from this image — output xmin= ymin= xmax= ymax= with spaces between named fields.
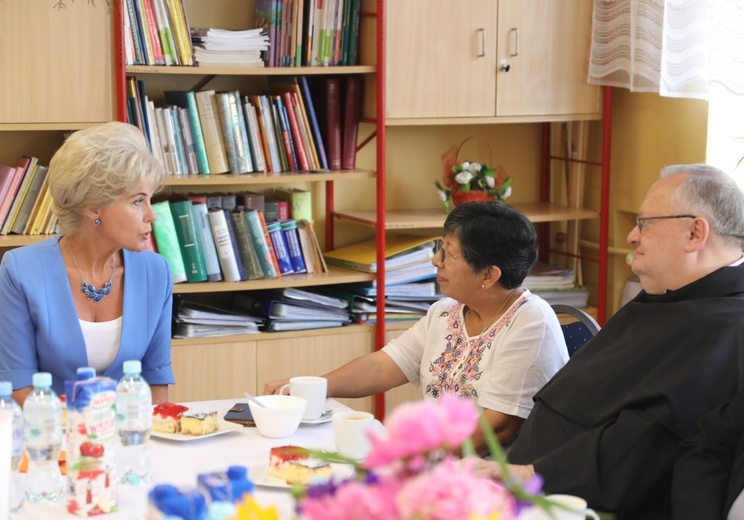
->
xmin=113 ymin=0 xmax=382 ymax=410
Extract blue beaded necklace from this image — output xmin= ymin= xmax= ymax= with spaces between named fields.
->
xmin=67 ymin=239 xmax=115 ymax=303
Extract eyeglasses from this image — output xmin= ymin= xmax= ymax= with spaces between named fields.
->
xmin=434 ymin=238 xmax=467 ymax=262
xmin=635 ymin=214 xmax=697 ymax=232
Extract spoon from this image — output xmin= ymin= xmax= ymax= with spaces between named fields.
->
xmin=243 ymin=391 xmax=267 ymax=408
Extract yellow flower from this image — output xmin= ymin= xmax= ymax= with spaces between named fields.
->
xmin=231 ymin=495 xmax=280 ymax=520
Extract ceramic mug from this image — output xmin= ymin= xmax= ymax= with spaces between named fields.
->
xmin=536 ymin=494 xmax=600 ymax=520
xmin=279 ymin=376 xmax=328 ymax=420
xmin=332 ymin=411 xmax=384 ymax=460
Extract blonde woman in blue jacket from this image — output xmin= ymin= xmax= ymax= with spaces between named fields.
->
xmin=0 ymin=122 xmax=174 ymax=406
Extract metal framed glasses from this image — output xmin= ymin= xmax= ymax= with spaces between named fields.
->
xmin=635 ymin=214 xmax=697 ymax=232
xmin=434 ymin=238 xmax=467 ymax=262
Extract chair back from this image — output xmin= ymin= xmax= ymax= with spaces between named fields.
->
xmin=551 ymin=304 xmax=601 ymax=357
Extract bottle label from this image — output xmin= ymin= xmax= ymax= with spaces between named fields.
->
xmin=83 ymin=390 xmax=117 ymax=439
xmin=11 ymin=416 xmax=23 ymax=458
xmin=25 ymin=412 xmax=61 ymax=446
xmin=116 ymin=393 xmax=152 ymax=431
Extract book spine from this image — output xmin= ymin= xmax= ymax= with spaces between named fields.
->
xmin=242 ymin=99 xmax=267 ymax=173
xmin=216 ymin=92 xmax=240 ymax=174
xmin=192 ymin=200 xmax=222 ymax=282
xmin=150 ymin=201 xmax=188 ymax=283
xmin=145 ymin=100 xmax=165 ymax=169
xmin=266 ymin=220 xmax=294 ymax=274
xmin=269 ymin=99 xmax=290 ymax=171
xmin=168 ymin=106 xmax=187 ymax=174
xmin=185 ymin=92 xmax=210 ymax=173
xmin=290 ymin=91 xmax=318 ymax=170
xmin=299 ymin=76 xmax=328 ymax=169
xmin=207 ymin=209 xmax=242 ymax=282
xmin=194 ymin=90 xmax=229 ymax=173
xmin=324 ymin=77 xmax=342 ymax=169
xmin=134 ymin=0 xmax=156 ymax=65
xmin=281 ymin=92 xmax=309 ymax=170
xmin=258 ymin=95 xmax=283 ymax=172
xmin=341 ymin=76 xmax=363 ymax=169
xmin=230 ymin=210 xmax=264 ymax=280
xmin=244 ymin=210 xmax=279 ymax=278
xmin=10 ymin=165 xmax=47 ymax=236
xmin=271 ymin=96 xmax=296 ymax=171
xmin=151 ymin=0 xmax=174 ymax=65
xmin=281 ymin=219 xmax=307 ymax=273
xmin=177 ymin=107 xmax=199 ymax=174
xmin=166 ymin=0 xmax=193 ymax=65
xmin=258 ymin=210 xmax=282 ymax=275
xmin=154 ymin=107 xmax=176 ymax=175
xmin=249 ymin=96 xmax=274 ymax=172
xmin=222 ymin=209 xmax=247 ymax=281
xmin=170 ymin=200 xmax=208 ymax=282
xmin=231 ymin=91 xmax=254 ymax=173
xmin=143 ymin=0 xmax=165 ymax=64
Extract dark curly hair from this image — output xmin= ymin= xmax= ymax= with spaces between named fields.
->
xmin=443 ymin=202 xmax=538 ymax=289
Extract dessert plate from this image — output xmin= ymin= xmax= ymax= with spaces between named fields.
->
xmin=248 ymin=461 xmax=355 ymax=489
xmin=151 ymin=418 xmax=243 ymax=442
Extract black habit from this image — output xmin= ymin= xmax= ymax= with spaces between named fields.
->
xmin=508 ymin=264 xmax=744 ymax=520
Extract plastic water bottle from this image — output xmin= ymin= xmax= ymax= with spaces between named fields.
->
xmin=23 ymin=372 xmax=63 ymax=503
xmin=116 ymin=360 xmax=152 ymax=485
xmin=0 ymin=381 xmax=24 ymax=512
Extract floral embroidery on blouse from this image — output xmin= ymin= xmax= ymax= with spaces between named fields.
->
xmin=426 ymin=297 xmax=526 ymax=399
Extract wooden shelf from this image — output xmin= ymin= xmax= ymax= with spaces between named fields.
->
xmin=172 ymin=265 xmax=375 ymax=294
xmin=171 ymin=322 xmax=374 ymax=346
xmin=0 ymin=123 xmax=108 ymax=131
xmin=163 ymin=170 xmax=375 ymax=187
xmin=385 ymin=114 xmax=603 ymax=126
xmin=126 ymin=65 xmax=376 ymax=76
xmin=334 ymin=203 xmax=599 ymax=229
xmin=0 ymin=234 xmax=54 ymax=248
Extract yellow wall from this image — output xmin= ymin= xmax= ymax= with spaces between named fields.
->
xmin=586 ymin=89 xmax=708 ymax=315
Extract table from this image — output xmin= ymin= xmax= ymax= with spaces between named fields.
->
xmin=14 ymin=398 xmax=351 ymax=520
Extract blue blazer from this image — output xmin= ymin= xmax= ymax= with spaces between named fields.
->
xmin=0 ymin=236 xmax=175 ymax=395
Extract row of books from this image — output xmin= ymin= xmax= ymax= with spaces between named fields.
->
xmin=123 ymin=0 xmax=194 ymax=66
xmin=0 ymin=156 xmax=56 ymax=236
xmin=522 ymin=262 xmax=590 ymax=307
xmin=256 ymin=0 xmax=362 ymax=67
xmin=150 ymin=192 xmax=326 ymax=285
xmin=127 ymin=75 xmax=362 ymax=174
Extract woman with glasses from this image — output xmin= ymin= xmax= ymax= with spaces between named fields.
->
xmin=265 ymin=202 xmax=568 ymax=451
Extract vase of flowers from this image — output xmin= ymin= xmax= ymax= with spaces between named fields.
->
xmin=435 ymin=137 xmax=513 ymax=213
xmin=293 ymin=395 xmax=559 ymax=520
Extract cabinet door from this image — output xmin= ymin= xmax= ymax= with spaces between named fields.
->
xmin=256 ymin=331 xmax=374 ymax=413
xmin=0 ymin=0 xmax=113 ymax=124
xmin=171 ymin=340 xmax=258 ymax=403
xmin=386 ymin=0 xmax=498 ymax=119
xmin=496 ymin=0 xmax=600 ymax=117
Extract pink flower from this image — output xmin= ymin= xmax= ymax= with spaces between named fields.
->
xmin=301 ymin=479 xmax=401 ymax=520
xmin=395 ymin=459 xmax=518 ymax=520
xmin=364 ymin=394 xmax=478 ymax=469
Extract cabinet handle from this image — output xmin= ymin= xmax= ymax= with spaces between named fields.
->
xmin=500 ymin=59 xmax=511 ymax=72
xmin=509 ymin=28 xmax=520 ymax=57
xmin=477 ymin=28 xmax=486 ymax=57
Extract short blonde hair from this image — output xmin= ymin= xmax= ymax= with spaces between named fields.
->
xmin=48 ymin=122 xmax=165 ymax=235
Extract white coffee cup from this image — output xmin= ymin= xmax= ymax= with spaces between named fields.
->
xmin=279 ymin=376 xmax=328 ymax=420
xmin=525 ymin=494 xmax=599 ymax=520
xmin=332 ymin=411 xmax=384 ymax=460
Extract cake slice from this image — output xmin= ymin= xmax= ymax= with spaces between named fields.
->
xmin=152 ymin=403 xmax=189 ymax=434
xmin=180 ymin=410 xmax=219 ymax=436
xmin=269 ymin=445 xmax=333 ymax=485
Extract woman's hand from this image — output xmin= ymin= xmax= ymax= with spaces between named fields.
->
xmin=263 ymin=378 xmax=289 ymax=395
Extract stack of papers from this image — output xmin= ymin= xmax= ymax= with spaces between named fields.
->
xmin=522 ymin=262 xmax=576 ymax=290
xmin=173 ymin=299 xmax=262 ymax=338
xmin=191 ymin=28 xmax=268 ymax=66
xmin=233 ymin=290 xmax=351 ymax=332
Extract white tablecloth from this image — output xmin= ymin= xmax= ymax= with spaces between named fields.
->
xmin=14 ymin=398 xmax=351 ymax=520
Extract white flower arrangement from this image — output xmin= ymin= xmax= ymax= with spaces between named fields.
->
xmin=435 ymin=161 xmax=512 ymax=213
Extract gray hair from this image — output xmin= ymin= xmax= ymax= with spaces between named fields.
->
xmin=662 ymin=163 xmax=744 ymax=248
xmin=48 ymin=122 xmax=164 ymax=235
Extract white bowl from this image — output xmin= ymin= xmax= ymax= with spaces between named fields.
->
xmin=248 ymin=395 xmax=307 ymax=438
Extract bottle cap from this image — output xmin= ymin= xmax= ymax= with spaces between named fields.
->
xmin=0 ymin=381 xmax=11 ymax=397
xmin=76 ymin=367 xmax=96 ymax=380
xmin=32 ymin=372 xmax=52 ymax=388
xmin=123 ymin=360 xmax=142 ymax=375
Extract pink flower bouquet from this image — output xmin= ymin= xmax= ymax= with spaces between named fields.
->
xmin=295 ymin=394 xmax=547 ymax=520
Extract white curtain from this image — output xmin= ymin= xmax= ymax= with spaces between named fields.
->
xmin=588 ymin=0 xmax=744 ymax=100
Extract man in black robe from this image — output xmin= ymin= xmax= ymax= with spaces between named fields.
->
xmin=476 ymin=164 xmax=744 ymax=520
